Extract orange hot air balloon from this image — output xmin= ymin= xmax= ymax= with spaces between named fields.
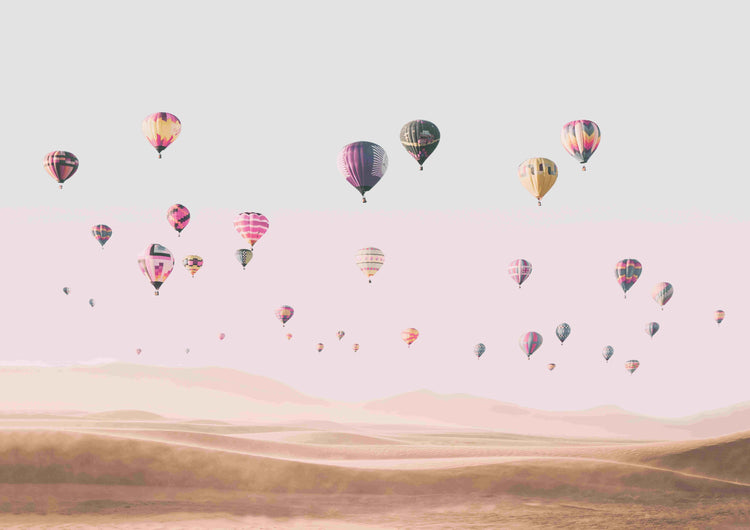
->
xmin=352 ymin=343 xmax=360 ymax=352
xmin=401 ymin=328 xmax=419 ymax=347
xmin=286 ymin=333 xmax=293 ymax=340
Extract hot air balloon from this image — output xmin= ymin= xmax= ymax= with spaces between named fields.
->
xmin=235 ymin=249 xmax=253 ymax=270
xmin=167 ymin=204 xmax=190 ymax=236
xmin=625 ymin=359 xmax=640 ymax=375
xmin=615 ymin=259 xmax=642 ymax=298
xmin=518 ymin=158 xmax=558 ymax=206
xmin=338 ymin=141 xmax=388 ymax=203
xmin=519 ymin=332 xmax=543 ymax=360
xmin=275 ymin=305 xmax=294 ymax=327
xmin=561 ymin=120 xmax=601 ymax=171
xmin=508 ymin=259 xmax=532 ymax=288
xmin=136 ymin=348 xmax=142 ymax=355
xmin=401 ymin=328 xmax=419 ymax=348
xmin=547 ymin=363 xmax=556 ymax=371
xmin=219 ymin=333 xmax=226 ymax=341
xmin=337 ymin=331 xmax=345 ymax=341
xmin=602 ymin=345 xmax=614 ymax=363
xmin=474 ymin=343 xmax=486 ymax=359
xmin=652 ymin=282 xmax=674 ymax=310
xmin=556 ymin=323 xmax=571 ymax=345
xmin=137 ymin=243 xmax=175 ymax=296
xmin=183 ymin=255 xmax=203 ymax=278
xmin=286 ymin=333 xmax=293 ymax=341
xmin=234 ymin=212 xmax=269 ymax=250
xmin=400 ymin=120 xmax=440 ymax=170
xmin=353 ymin=343 xmax=360 ymax=352
xmin=63 ymin=287 xmax=70 ymax=295
xmin=91 ymin=224 xmax=112 ymax=249
xmin=715 ymin=310 xmax=726 ymax=325
xmin=142 ymin=112 xmax=181 ymax=158
xmin=645 ymin=322 xmax=660 ymax=338
xmin=317 ymin=343 xmax=324 ymax=352
xmin=355 ymin=247 xmax=385 ymax=284
xmin=43 ymin=151 xmax=79 ymax=189
xmin=185 ymin=348 xmax=190 ymax=354
xmin=88 ymin=298 xmax=95 ymax=308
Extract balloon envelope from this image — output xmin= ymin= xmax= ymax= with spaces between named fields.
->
xmin=234 ymin=212 xmax=269 ymax=249
xmin=715 ymin=310 xmax=725 ymax=324
xmin=286 ymin=333 xmax=293 ymax=340
xmin=355 ymin=247 xmax=385 ymax=283
xmin=338 ymin=141 xmax=388 ymax=203
xmin=43 ymin=151 xmax=78 ymax=188
xmin=136 ymin=348 xmax=142 ymax=355
xmin=63 ymin=287 xmax=70 ymax=295
xmin=518 ymin=158 xmax=557 ymax=205
xmin=508 ymin=259 xmax=532 ymax=287
xmin=316 ymin=343 xmax=324 ymax=352
xmin=561 ymin=120 xmax=601 ymax=165
xmin=235 ymin=249 xmax=253 ymax=269
xmin=645 ymin=322 xmax=660 ymax=338
xmin=167 ymin=204 xmax=190 ymax=235
xmin=142 ymin=112 xmax=181 ymax=158
xmin=401 ymin=328 xmax=419 ymax=347
xmin=91 ymin=224 xmax=112 ymax=248
xmin=337 ymin=331 xmax=345 ymax=340
xmin=547 ymin=363 xmax=556 ymax=371
xmin=474 ymin=343 xmax=486 ymax=358
xmin=652 ymin=282 xmax=674 ymax=309
xmin=519 ymin=332 xmax=543 ymax=359
xmin=88 ymin=298 xmax=95 ymax=307
xmin=602 ymin=345 xmax=614 ymax=362
xmin=352 ymin=343 xmax=360 ymax=352
xmin=625 ymin=359 xmax=640 ymax=374
xmin=183 ymin=255 xmax=203 ymax=277
xmin=556 ymin=323 xmax=571 ymax=344
xmin=615 ymin=259 xmax=642 ymax=297
xmin=137 ymin=243 xmax=175 ymax=295
xmin=275 ymin=305 xmax=294 ymax=326
xmin=219 ymin=333 xmax=226 ymax=340
xmin=400 ymin=120 xmax=440 ymax=169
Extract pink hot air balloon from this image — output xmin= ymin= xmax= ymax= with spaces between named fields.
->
xmin=715 ymin=310 xmax=726 ymax=325
xmin=338 ymin=141 xmax=389 ymax=203
xmin=142 ymin=112 xmax=181 ymax=158
xmin=316 ymin=343 xmax=324 ymax=352
xmin=234 ymin=212 xmax=269 ymax=250
xmin=218 ymin=333 xmax=226 ymax=341
xmin=137 ymin=243 xmax=175 ymax=296
xmin=167 ymin=204 xmax=190 ymax=236
xmin=352 ymin=343 xmax=360 ymax=352
xmin=519 ymin=331 xmax=543 ymax=360
xmin=651 ymin=282 xmax=674 ymax=310
xmin=286 ymin=333 xmax=293 ymax=341
xmin=275 ymin=305 xmax=294 ymax=327
xmin=508 ymin=259 xmax=532 ymax=288
xmin=43 ymin=151 xmax=79 ymax=189
xmin=625 ymin=359 xmax=640 ymax=375
xmin=136 ymin=348 xmax=142 ymax=355
xmin=401 ymin=328 xmax=419 ymax=348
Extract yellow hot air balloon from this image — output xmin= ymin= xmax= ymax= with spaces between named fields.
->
xmin=142 ymin=112 xmax=181 ymax=158
xmin=518 ymin=158 xmax=558 ymax=206
xmin=401 ymin=328 xmax=419 ymax=348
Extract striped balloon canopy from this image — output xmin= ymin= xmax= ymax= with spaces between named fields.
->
xmin=234 ymin=212 xmax=269 ymax=249
xmin=43 ymin=150 xmax=79 ymax=189
xmin=167 ymin=204 xmax=190 ymax=236
xmin=556 ymin=323 xmax=571 ymax=345
xmin=519 ymin=332 xmax=543 ymax=360
xmin=508 ymin=259 xmax=532 ymax=288
xmin=615 ymin=259 xmax=642 ymax=298
xmin=352 ymin=343 xmax=360 ymax=352
xmin=400 ymin=119 xmax=440 ymax=170
xmin=645 ymin=322 xmax=660 ymax=338
xmin=518 ymin=157 xmax=557 ymax=206
xmin=91 ymin=225 xmax=112 ymax=249
xmin=651 ymin=282 xmax=674 ymax=310
xmin=137 ymin=243 xmax=175 ymax=296
xmin=625 ymin=360 xmax=640 ymax=375
xmin=235 ymin=249 xmax=253 ymax=270
xmin=715 ymin=310 xmax=725 ymax=325
xmin=547 ymin=363 xmax=556 ymax=371
xmin=275 ymin=305 xmax=294 ymax=326
xmin=561 ymin=119 xmax=601 ymax=170
xmin=338 ymin=141 xmax=388 ymax=203
xmin=142 ymin=112 xmax=181 ymax=158
xmin=182 ymin=255 xmax=203 ymax=277
xmin=286 ymin=333 xmax=293 ymax=341
xmin=337 ymin=331 xmax=345 ymax=341
xmin=316 ymin=343 xmax=324 ymax=352
xmin=355 ymin=247 xmax=385 ymax=284
xmin=602 ymin=345 xmax=614 ymax=362
xmin=401 ymin=328 xmax=419 ymax=348
xmin=474 ymin=343 xmax=486 ymax=359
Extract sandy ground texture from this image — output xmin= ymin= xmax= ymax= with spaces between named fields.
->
xmin=0 ymin=418 xmax=747 ymax=528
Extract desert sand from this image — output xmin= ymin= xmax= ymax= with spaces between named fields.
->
xmin=0 ymin=417 xmax=747 ymax=529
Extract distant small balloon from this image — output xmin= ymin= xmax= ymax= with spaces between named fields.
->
xmin=167 ymin=204 xmax=191 ymax=236
xmin=136 ymin=348 xmax=142 ymax=355
xmin=401 ymin=328 xmax=419 ymax=348
xmin=317 ymin=343 xmax=324 ymax=352
xmin=185 ymin=348 xmax=190 ymax=354
xmin=352 ymin=343 xmax=360 ymax=352
xmin=43 ymin=150 xmax=79 ymax=189
xmin=547 ymin=363 xmax=556 ymax=371
xmin=63 ymin=287 xmax=70 ymax=295
xmin=286 ymin=333 xmax=293 ymax=341
xmin=219 ymin=333 xmax=226 ymax=340
xmin=602 ymin=345 xmax=614 ymax=362
xmin=645 ymin=322 xmax=660 ymax=338
xmin=715 ymin=310 xmax=725 ymax=325
xmin=275 ymin=305 xmax=294 ymax=327
xmin=142 ymin=112 xmax=181 ymax=158
xmin=337 ymin=330 xmax=345 ymax=341
xmin=556 ymin=323 xmax=571 ymax=345
xmin=89 ymin=298 xmax=95 ymax=308
xmin=235 ymin=249 xmax=253 ymax=270
xmin=91 ymin=224 xmax=112 ymax=249
xmin=625 ymin=359 xmax=640 ymax=375
xmin=519 ymin=332 xmax=543 ymax=360
xmin=474 ymin=343 xmax=486 ymax=359
xmin=651 ymin=282 xmax=674 ymax=309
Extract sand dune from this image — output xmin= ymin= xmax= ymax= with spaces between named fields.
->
xmin=82 ymin=410 xmax=166 ymax=421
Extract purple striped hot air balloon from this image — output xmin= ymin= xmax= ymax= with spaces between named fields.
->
xmin=44 ymin=151 xmax=79 ymax=189
xmin=167 ymin=204 xmax=190 ymax=236
xmin=615 ymin=259 xmax=642 ymax=299
xmin=338 ymin=141 xmax=388 ymax=203
xmin=519 ymin=332 xmax=543 ymax=360
xmin=508 ymin=259 xmax=532 ymax=288
xmin=234 ymin=212 xmax=269 ymax=250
